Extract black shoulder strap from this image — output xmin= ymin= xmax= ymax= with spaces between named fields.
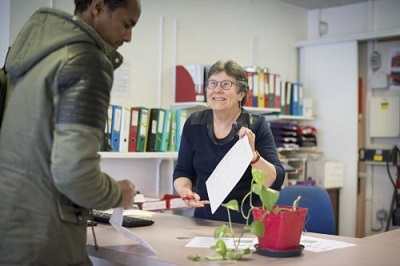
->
xmin=0 ymin=47 xmax=11 ymax=129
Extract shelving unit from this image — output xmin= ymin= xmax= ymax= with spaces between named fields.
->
xmin=98 ymin=103 xmax=320 ymax=198
xmin=171 ymin=102 xmax=281 ymax=115
xmin=98 ymin=152 xmax=177 ymax=198
xmin=99 ymin=152 xmax=177 ymax=159
xmin=279 ymin=148 xmax=323 ymax=185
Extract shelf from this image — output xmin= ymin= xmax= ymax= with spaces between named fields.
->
xmin=280 ymin=149 xmax=323 ymax=161
xmin=99 ymin=152 xmax=178 ymax=159
xmin=170 ymin=102 xmax=280 ymax=115
xmin=170 ymin=102 xmax=316 ymax=121
xmin=278 ymin=147 xmax=321 ymax=153
xmin=266 ymin=114 xmax=315 ymax=121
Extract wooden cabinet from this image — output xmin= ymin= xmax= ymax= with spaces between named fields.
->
xmin=327 ymin=188 xmax=340 ymax=235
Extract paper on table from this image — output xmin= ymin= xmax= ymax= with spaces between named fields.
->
xmin=109 ymin=207 xmax=157 ymax=254
xmin=206 ymin=135 xmax=253 ymax=214
xmin=186 ymin=235 xmax=357 ymax=253
xmin=185 ymin=236 xmax=257 ymax=250
xmin=300 ymin=235 xmax=356 ymax=252
xmin=101 ymin=208 xmax=155 ymax=218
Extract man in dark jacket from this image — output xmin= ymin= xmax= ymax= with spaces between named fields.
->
xmin=0 ymin=0 xmax=141 ymax=265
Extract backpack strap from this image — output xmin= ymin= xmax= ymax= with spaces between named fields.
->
xmin=0 ymin=47 xmax=10 ymax=129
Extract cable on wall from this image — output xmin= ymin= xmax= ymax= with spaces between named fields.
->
xmin=385 ymin=145 xmax=400 ymax=231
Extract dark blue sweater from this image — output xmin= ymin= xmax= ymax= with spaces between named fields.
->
xmin=173 ymin=109 xmax=285 ymax=224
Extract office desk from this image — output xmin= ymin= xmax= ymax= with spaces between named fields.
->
xmin=87 ymin=212 xmax=400 ymax=266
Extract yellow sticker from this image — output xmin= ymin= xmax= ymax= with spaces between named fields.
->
xmin=380 ymin=102 xmax=389 ymax=110
xmin=373 ymin=154 xmax=383 ymax=161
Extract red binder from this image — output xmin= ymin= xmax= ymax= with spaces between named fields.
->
xmin=128 ymin=107 xmax=140 ymax=152
xmin=175 ymin=65 xmax=205 ymax=103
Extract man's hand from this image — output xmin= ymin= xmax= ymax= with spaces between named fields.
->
xmin=118 ymin=180 xmax=136 ymax=208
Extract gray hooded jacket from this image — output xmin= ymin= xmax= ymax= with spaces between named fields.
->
xmin=0 ymin=8 xmax=124 ymax=265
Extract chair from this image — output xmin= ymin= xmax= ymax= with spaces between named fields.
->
xmin=276 ymin=185 xmax=336 ymax=235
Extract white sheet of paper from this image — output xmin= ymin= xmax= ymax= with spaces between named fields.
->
xmin=186 ymin=235 xmax=357 ymax=253
xmin=101 ymin=208 xmax=155 ymax=218
xmin=206 ymin=135 xmax=253 ymax=214
xmin=109 ymin=207 xmax=157 ymax=254
xmin=185 ymin=236 xmax=257 ymax=250
xmin=300 ymin=235 xmax=356 ymax=252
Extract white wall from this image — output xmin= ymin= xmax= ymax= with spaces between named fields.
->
xmin=299 ymin=42 xmax=359 ymax=237
xmin=1 ymin=0 xmax=307 ymax=109
xmin=307 ymin=0 xmax=400 ymax=39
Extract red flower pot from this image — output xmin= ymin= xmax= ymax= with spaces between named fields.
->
xmin=252 ymin=205 xmax=307 ymax=250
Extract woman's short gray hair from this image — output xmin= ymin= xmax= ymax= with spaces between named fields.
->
xmin=207 ymin=60 xmax=249 ymax=107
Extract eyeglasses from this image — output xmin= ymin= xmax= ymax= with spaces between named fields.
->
xmin=205 ymin=80 xmax=238 ymax=90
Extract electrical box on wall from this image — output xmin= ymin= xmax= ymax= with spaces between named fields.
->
xmin=370 ymin=73 xmax=388 ymax=89
xmin=369 ymin=96 xmax=400 ymax=138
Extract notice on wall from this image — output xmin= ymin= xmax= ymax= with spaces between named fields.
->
xmin=323 ymin=161 xmax=344 ymax=188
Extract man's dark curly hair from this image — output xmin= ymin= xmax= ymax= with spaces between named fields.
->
xmin=74 ymin=0 xmax=131 ymax=14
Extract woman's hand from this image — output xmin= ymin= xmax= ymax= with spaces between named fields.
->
xmin=175 ymin=177 xmax=210 ymax=207
xmin=180 ymin=190 xmax=210 ymax=207
xmin=238 ymin=126 xmax=257 ymax=159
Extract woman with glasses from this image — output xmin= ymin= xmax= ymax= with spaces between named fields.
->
xmin=173 ymin=60 xmax=284 ymax=224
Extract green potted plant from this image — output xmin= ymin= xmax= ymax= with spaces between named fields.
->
xmin=188 ymin=168 xmax=306 ymax=261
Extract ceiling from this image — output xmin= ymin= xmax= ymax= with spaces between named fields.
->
xmin=276 ymin=0 xmax=374 ymax=10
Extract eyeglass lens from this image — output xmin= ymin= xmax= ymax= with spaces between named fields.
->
xmin=206 ymin=80 xmax=235 ymax=90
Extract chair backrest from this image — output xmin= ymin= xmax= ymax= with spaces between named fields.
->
xmin=276 ymin=185 xmax=336 ymax=235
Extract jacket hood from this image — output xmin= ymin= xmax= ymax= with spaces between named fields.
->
xmin=6 ymin=7 xmax=123 ymax=77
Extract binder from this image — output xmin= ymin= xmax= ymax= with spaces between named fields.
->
xmin=290 ymin=83 xmax=300 ymax=115
xmin=264 ymin=71 xmax=270 ymax=108
xmin=244 ymin=68 xmax=254 ymax=107
xmin=175 ymin=65 xmax=205 ymax=103
xmin=100 ymin=105 xmax=113 ymax=151
xmin=155 ymin=108 xmax=166 ymax=152
xmin=267 ymin=73 xmax=274 ymax=108
xmin=119 ymin=106 xmax=131 ymax=153
xmin=252 ymin=70 xmax=259 ymax=107
xmin=146 ymin=108 xmax=158 ymax=152
xmin=280 ymin=81 xmax=286 ymax=114
xmin=175 ymin=109 xmax=187 ymax=151
xmin=284 ymin=82 xmax=292 ymax=115
xmin=168 ymin=110 xmax=177 ymax=151
xmin=136 ymin=107 xmax=149 ymax=152
xmin=159 ymin=109 xmax=172 ymax=152
xmin=257 ymin=68 xmax=265 ymax=108
xmin=110 ymin=105 xmax=123 ymax=151
xmin=298 ymin=83 xmax=303 ymax=116
xmin=128 ymin=107 xmax=140 ymax=152
xmin=274 ymin=74 xmax=281 ymax=109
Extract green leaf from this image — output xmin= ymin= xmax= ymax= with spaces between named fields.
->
xmin=226 ymin=249 xmax=239 ymax=260
xmin=205 ymin=254 xmax=225 ymax=261
xmin=243 ymin=248 xmax=251 ymax=255
xmin=260 ymin=187 xmax=279 ymax=212
xmin=251 ymin=183 xmax=263 ymax=195
xmin=250 ymin=220 xmax=265 ymax=237
xmin=221 ymin=199 xmax=239 ymax=212
xmin=188 ymin=254 xmax=201 ymax=261
xmin=214 ymin=224 xmax=228 ymax=239
xmin=211 ymin=239 xmax=227 ymax=258
xmin=252 ymin=168 xmax=267 ymax=185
